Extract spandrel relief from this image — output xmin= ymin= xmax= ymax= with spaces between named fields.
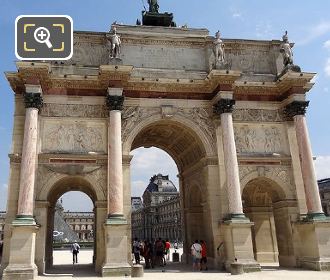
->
xmin=42 ymin=121 xmax=106 ymax=153
xmin=234 ymin=125 xmax=289 ymax=155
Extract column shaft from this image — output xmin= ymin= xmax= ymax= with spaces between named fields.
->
xmin=17 ymin=107 xmax=39 ymax=217
xmin=221 ymin=112 xmax=244 ymax=215
xmin=294 ymin=115 xmax=323 ymax=214
xmin=108 ymin=110 xmax=124 ymax=216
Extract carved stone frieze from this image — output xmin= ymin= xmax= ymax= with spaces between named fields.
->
xmin=40 ymin=103 xmax=108 ymax=118
xmin=87 ymin=166 xmax=107 ymax=194
xmin=42 ymin=121 xmax=106 ymax=153
xmin=121 ymin=106 xmax=161 ymax=144
xmin=239 ymin=165 xmax=294 ymax=191
xmin=233 ymin=109 xmax=284 ymax=122
xmin=234 ymin=125 xmax=288 ymax=154
xmin=176 ymin=107 xmax=216 ymax=148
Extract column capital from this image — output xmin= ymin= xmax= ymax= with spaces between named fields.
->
xmin=24 ymin=84 xmax=43 ymax=110
xmin=284 ymin=100 xmax=309 ymax=119
xmin=106 ymin=88 xmax=124 ymax=111
xmin=213 ymin=98 xmax=236 ymax=115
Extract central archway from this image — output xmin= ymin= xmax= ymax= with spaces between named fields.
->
xmin=125 ymin=117 xmax=217 ymax=265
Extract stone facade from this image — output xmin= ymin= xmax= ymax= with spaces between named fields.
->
xmin=2 ymin=15 xmax=330 ymax=279
xmin=131 ymin=197 xmax=143 ymax=212
xmin=131 ymin=174 xmax=182 ymax=241
xmin=0 ymin=212 xmax=5 ymax=242
xmin=63 ymin=212 xmax=94 ymax=242
xmin=319 ymin=178 xmax=330 ymax=216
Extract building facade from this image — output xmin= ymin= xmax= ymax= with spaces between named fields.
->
xmin=131 ymin=197 xmax=143 ymax=212
xmin=0 ymin=212 xmax=5 ymax=242
xmin=131 ymin=174 xmax=182 ymax=241
xmin=63 ymin=212 xmax=94 ymax=242
xmin=319 ymin=178 xmax=330 ymax=216
xmin=2 ymin=2 xmax=330 ymax=278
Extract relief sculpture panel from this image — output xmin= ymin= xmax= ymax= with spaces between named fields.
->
xmin=234 ymin=124 xmax=289 ymax=154
xmin=42 ymin=120 xmax=107 ymax=153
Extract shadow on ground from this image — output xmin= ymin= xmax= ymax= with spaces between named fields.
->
xmin=44 ymin=264 xmax=100 ymax=278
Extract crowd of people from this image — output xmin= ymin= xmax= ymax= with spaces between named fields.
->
xmin=132 ymin=237 xmax=179 ymax=269
xmin=132 ymin=238 xmax=208 ymax=271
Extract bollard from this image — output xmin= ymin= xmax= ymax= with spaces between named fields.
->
xmin=172 ymin=252 xmax=180 ymax=262
xmin=231 ymin=262 xmax=244 ymax=275
xmin=132 ymin=264 xmax=144 ymax=278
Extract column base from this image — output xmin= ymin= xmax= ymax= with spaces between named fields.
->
xmin=222 ymin=219 xmax=260 ymax=273
xmin=224 ymin=213 xmax=250 ymax=222
xmin=3 ymin=221 xmax=39 ymax=280
xmin=102 ymin=264 xmax=131 ymax=277
xmin=296 ymin=219 xmax=330 ymax=271
xmin=304 ymin=212 xmax=328 ymax=221
xmin=2 ymin=265 xmax=38 ymax=280
xmin=102 ymin=220 xmax=131 ymax=277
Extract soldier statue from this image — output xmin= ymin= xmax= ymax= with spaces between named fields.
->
xmin=108 ymin=26 xmax=121 ymax=59
xmin=213 ymin=30 xmax=225 ymax=66
xmin=148 ymin=0 xmax=159 ymax=13
xmin=280 ymin=31 xmax=294 ymax=67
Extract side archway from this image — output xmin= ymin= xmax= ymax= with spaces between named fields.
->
xmin=242 ymin=176 xmax=298 ymax=267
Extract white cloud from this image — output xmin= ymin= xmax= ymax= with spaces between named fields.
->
xmin=232 ymin=12 xmax=242 ymax=19
xmin=2 ymin=183 xmax=8 ymax=189
xmin=297 ymin=21 xmax=330 ymax=45
xmin=131 ymin=180 xmax=147 ymax=197
xmin=325 ymin=58 xmax=330 ymax=77
xmin=324 ymin=40 xmax=330 ymax=50
xmin=314 ymin=156 xmax=330 ymax=180
xmin=255 ymin=22 xmax=274 ymax=39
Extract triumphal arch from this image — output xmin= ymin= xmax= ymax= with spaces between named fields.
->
xmin=2 ymin=4 xmax=330 ymax=279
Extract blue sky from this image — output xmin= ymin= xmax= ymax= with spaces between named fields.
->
xmin=1 ymin=0 xmax=330 ymax=211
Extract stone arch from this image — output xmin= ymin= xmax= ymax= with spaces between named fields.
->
xmin=36 ymin=171 xmax=106 ymax=202
xmin=240 ymin=168 xmax=296 ymax=201
xmin=122 ymin=113 xmax=215 ymax=157
xmin=242 ymin=176 xmax=298 ymax=267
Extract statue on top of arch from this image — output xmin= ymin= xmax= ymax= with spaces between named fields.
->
xmin=213 ymin=30 xmax=230 ymax=70
xmin=148 ymin=0 xmax=159 ymax=13
xmin=279 ymin=31 xmax=301 ymax=75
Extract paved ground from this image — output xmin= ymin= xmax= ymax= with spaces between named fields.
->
xmin=2 ymin=249 xmax=330 ymax=279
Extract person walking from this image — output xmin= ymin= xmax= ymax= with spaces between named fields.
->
xmin=165 ymin=239 xmax=171 ymax=261
xmin=133 ymin=237 xmax=141 ymax=264
xmin=71 ymin=241 xmax=80 ymax=264
xmin=191 ymin=240 xmax=202 ymax=271
xmin=155 ymin=237 xmax=164 ymax=266
xmin=200 ymin=240 xmax=208 ymax=271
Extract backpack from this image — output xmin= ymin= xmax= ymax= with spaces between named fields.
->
xmin=193 ymin=244 xmax=202 ymax=258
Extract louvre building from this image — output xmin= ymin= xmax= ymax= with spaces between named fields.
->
xmin=131 ymin=174 xmax=182 ymax=241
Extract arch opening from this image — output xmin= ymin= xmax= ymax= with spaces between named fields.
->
xmin=129 ymin=119 xmax=213 ymax=266
xmin=242 ymin=177 xmax=295 ymax=267
xmin=44 ymin=176 xmax=97 ymax=276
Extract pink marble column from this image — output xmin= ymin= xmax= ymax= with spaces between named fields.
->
xmin=106 ymin=88 xmax=125 ymax=219
xmin=214 ymin=99 xmax=245 ymax=219
xmin=286 ymin=101 xmax=324 ymax=218
xmin=17 ymin=85 xmax=43 ymax=220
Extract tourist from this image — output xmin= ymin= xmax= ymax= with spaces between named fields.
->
xmin=165 ymin=239 xmax=171 ymax=261
xmin=132 ymin=237 xmax=141 ymax=264
xmin=200 ymin=240 xmax=208 ymax=271
xmin=155 ymin=237 xmax=164 ymax=266
xmin=191 ymin=240 xmax=202 ymax=271
xmin=174 ymin=240 xmax=178 ymax=251
xmin=143 ymin=239 xmax=154 ymax=269
xmin=71 ymin=241 xmax=80 ymax=264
